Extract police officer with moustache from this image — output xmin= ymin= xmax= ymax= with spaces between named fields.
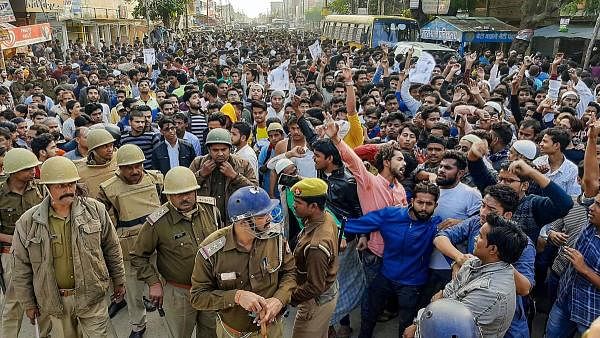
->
xmin=131 ymin=166 xmax=221 ymax=338
xmin=75 ymin=128 xmax=119 ymax=199
xmin=97 ymin=144 xmax=164 ymax=338
xmin=190 ymin=186 xmax=296 ymax=338
xmin=12 ymin=156 xmax=126 ymax=338
xmin=0 ymin=149 xmax=50 ymax=337
xmin=189 ymin=128 xmax=258 ymax=222
xmin=290 ymin=178 xmax=340 ymax=338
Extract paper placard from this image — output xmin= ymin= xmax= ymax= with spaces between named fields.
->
xmin=308 ymin=40 xmax=322 ymax=61
xmin=408 ymin=51 xmax=435 ymax=84
xmin=143 ymin=48 xmax=156 ymax=65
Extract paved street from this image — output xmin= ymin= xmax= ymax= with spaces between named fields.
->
xmin=16 ymin=301 xmax=548 ymax=337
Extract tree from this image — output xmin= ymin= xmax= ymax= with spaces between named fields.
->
xmin=131 ymin=0 xmax=189 ymax=29
xmin=511 ymin=0 xmax=600 ymax=53
xmin=328 ymin=0 xmax=351 ymax=14
xmin=305 ymin=7 xmax=324 ymax=23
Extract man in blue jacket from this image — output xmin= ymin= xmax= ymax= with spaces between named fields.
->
xmin=345 ymin=182 xmax=442 ymax=338
xmin=434 ymin=183 xmax=536 ymax=338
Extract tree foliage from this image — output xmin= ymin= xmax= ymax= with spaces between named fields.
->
xmin=305 ymin=7 xmax=324 ymax=22
xmin=131 ymin=0 xmax=188 ymax=28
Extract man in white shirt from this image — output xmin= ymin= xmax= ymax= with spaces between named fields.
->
xmin=231 ymin=121 xmax=258 ymax=177
xmin=532 ymin=127 xmax=580 ymax=196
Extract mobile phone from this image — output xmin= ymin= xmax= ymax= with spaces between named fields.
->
xmin=278 ymin=173 xmax=300 ymax=187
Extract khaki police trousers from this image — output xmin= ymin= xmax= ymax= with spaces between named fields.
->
xmin=292 ymin=293 xmax=339 ymax=338
xmin=215 ymin=314 xmax=284 ymax=338
xmin=1 ymin=251 xmax=52 ymax=337
xmin=50 ymin=295 xmax=114 ymax=338
xmin=117 ymin=226 xmax=147 ymax=332
xmin=163 ymin=283 xmax=217 ymax=338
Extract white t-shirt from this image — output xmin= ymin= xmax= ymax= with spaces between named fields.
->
xmin=236 ymin=144 xmax=258 ymax=178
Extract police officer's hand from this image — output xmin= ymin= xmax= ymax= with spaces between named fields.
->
xmin=402 ymin=324 xmax=417 ymax=338
xmin=25 ymin=307 xmax=40 ymax=325
xmin=235 ymin=290 xmax=266 ymax=313
xmin=219 ymin=161 xmax=238 ymax=179
xmin=112 ymin=284 xmax=126 ymax=303
xmin=148 ymin=282 xmax=164 ymax=308
xmin=259 ymin=297 xmax=284 ymax=324
xmin=199 ymin=159 xmax=217 ymax=177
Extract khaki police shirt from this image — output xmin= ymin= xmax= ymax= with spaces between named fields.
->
xmin=131 ymin=200 xmax=221 ymax=286
xmin=190 ymin=226 xmax=296 ymax=332
xmin=0 ymin=181 xmax=43 ymax=236
xmin=291 ymin=212 xmax=339 ymax=305
xmin=49 ymin=208 xmax=75 ymax=289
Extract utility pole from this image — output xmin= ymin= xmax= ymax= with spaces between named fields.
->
xmin=584 ymin=11 xmax=600 ymax=69
xmin=145 ymin=0 xmax=151 ymax=31
xmin=184 ymin=0 xmax=189 ymax=33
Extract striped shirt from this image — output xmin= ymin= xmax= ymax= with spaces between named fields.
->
xmin=550 ymin=196 xmax=589 ymax=275
xmin=120 ymin=131 xmax=160 ymax=169
xmin=188 ymin=112 xmax=208 ymax=146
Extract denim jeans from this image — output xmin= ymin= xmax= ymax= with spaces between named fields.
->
xmin=360 ymin=250 xmax=382 ymax=318
xmin=545 ymin=300 xmax=588 ymax=337
xmin=546 ymin=271 xmax=560 ymax=306
xmin=358 ymin=272 xmax=421 ymax=338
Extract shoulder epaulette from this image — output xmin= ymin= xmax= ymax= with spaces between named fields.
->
xmin=197 ymin=196 xmax=216 ymax=206
xmin=146 ymin=206 xmax=169 ymax=225
xmin=199 ymin=236 xmax=226 ymax=259
xmin=304 ymin=243 xmax=332 ymax=259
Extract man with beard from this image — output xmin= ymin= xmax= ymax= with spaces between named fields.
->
xmin=345 ymin=182 xmax=442 ymax=337
xmin=79 ymin=73 xmax=109 ymax=106
xmin=325 ymin=119 xmax=407 ymax=327
xmin=414 ymin=136 xmax=447 ymax=182
xmin=81 ymin=86 xmax=110 ymax=123
xmin=267 ymin=90 xmax=285 ymax=122
xmin=182 ymin=90 xmax=209 ymax=146
xmin=316 ymin=54 xmax=335 ymax=105
xmin=189 ymin=128 xmax=258 ymax=222
xmin=421 ymin=150 xmax=482 ymax=308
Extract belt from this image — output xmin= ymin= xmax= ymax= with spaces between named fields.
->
xmin=219 ymin=314 xmax=282 ymax=337
xmin=167 ymin=281 xmax=191 ymax=290
xmin=117 ymin=216 xmax=148 ymax=228
xmin=0 ymin=246 xmax=10 ymax=254
xmin=59 ymin=289 xmax=76 ymax=297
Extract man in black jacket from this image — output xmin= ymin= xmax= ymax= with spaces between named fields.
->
xmin=151 ymin=117 xmax=195 ymax=174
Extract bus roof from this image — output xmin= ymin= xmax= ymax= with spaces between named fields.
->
xmin=324 ymin=15 xmax=417 ymax=25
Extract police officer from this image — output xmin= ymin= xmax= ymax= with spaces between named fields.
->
xmin=131 ymin=166 xmax=221 ymax=338
xmin=290 ymin=178 xmax=339 ymax=338
xmin=75 ymin=128 xmax=118 ymax=199
xmin=190 ymin=186 xmax=296 ymax=338
xmin=11 ymin=156 xmax=125 ymax=338
xmin=97 ymin=144 xmax=163 ymax=337
xmin=189 ymin=128 xmax=258 ymax=222
xmin=0 ymin=149 xmax=50 ymax=337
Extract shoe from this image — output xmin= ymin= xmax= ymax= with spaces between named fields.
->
xmin=108 ymin=299 xmax=127 ymax=318
xmin=376 ymin=309 xmax=398 ymax=322
xmin=129 ymin=327 xmax=146 ymax=338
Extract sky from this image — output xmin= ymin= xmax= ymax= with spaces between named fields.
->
xmin=228 ymin=0 xmax=271 ymax=18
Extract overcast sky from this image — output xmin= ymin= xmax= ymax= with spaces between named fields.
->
xmin=228 ymin=0 xmax=271 ymax=18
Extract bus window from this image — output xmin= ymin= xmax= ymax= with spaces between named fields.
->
xmin=373 ymin=20 xmax=418 ymax=46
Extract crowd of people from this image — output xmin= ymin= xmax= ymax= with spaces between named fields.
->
xmin=0 ymin=27 xmax=599 ymax=338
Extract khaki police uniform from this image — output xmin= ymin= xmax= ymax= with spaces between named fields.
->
xmin=190 ymin=154 xmax=258 ymax=222
xmin=12 ymin=196 xmax=125 ymax=338
xmin=190 ymin=225 xmax=297 ymax=338
xmin=0 ymin=180 xmax=51 ymax=337
xmin=97 ymin=170 xmax=163 ymax=333
xmin=289 ymin=179 xmax=340 ymax=338
xmin=131 ymin=198 xmax=222 ymax=338
xmin=75 ymin=155 xmax=118 ymax=199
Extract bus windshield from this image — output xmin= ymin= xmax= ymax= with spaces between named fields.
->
xmin=372 ymin=20 xmax=418 ymax=47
